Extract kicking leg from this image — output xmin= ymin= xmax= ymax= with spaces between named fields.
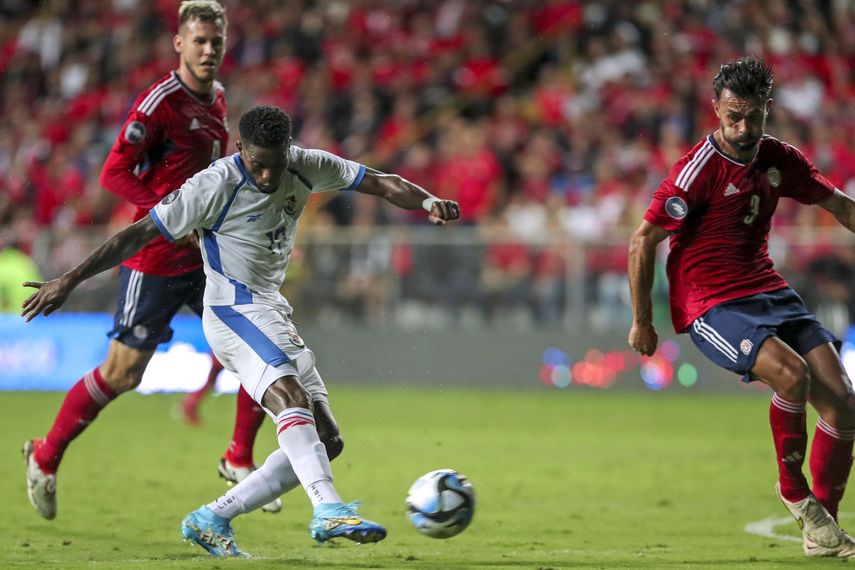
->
xmin=263 ymin=376 xmax=385 ymax=544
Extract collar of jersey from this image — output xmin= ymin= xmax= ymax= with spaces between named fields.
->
xmin=232 ymin=153 xmax=261 ymax=189
xmin=171 ymin=70 xmax=216 ymax=105
xmin=707 ymin=133 xmax=758 ymax=166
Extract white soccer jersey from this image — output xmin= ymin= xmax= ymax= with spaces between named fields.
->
xmin=150 ymin=146 xmax=365 ymax=310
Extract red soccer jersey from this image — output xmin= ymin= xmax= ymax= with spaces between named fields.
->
xmin=100 ymin=71 xmax=228 ymax=276
xmin=643 ymin=134 xmax=836 ymax=333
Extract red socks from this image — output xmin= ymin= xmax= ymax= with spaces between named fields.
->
xmin=35 ymin=368 xmax=117 ymax=474
xmin=223 ymin=385 xmax=266 ymax=468
xmin=770 ymin=394 xmax=810 ymax=502
xmin=810 ymin=418 xmax=855 ymax=520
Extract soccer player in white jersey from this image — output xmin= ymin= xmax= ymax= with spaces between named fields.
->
xmin=21 ymin=105 xmax=461 ymax=555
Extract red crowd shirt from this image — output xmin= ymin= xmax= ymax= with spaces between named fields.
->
xmin=100 ymin=71 xmax=228 ymax=276
xmin=643 ymin=134 xmax=836 ymax=333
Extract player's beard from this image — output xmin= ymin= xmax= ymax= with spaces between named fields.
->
xmin=726 ymin=131 xmax=760 ymax=153
xmin=184 ymin=57 xmax=217 ymax=87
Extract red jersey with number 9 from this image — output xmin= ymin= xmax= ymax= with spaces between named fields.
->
xmin=643 ymin=134 xmax=835 ymax=333
xmin=100 ymin=71 xmax=228 ymax=276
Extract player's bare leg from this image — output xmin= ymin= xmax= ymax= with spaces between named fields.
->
xmin=804 ymin=344 xmax=855 ymax=522
xmin=25 ymin=340 xmax=152 ymax=519
xmin=182 ymin=354 xmax=223 ymax=426
xmin=753 ymin=338 xmax=855 ymax=557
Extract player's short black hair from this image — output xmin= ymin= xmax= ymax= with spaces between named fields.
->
xmin=238 ymin=106 xmax=292 ymax=148
xmin=713 ymin=57 xmax=774 ymax=100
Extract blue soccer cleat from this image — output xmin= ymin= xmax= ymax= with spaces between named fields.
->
xmin=181 ymin=506 xmax=247 ymax=557
xmin=309 ymin=501 xmax=387 ymax=544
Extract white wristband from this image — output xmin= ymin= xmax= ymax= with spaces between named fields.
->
xmin=422 ymin=197 xmax=440 ymax=212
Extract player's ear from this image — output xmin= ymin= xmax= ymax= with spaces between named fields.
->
xmin=711 ymin=97 xmax=721 ymax=118
xmin=173 ymin=33 xmax=182 ymax=54
xmin=236 ymin=140 xmax=243 ymax=152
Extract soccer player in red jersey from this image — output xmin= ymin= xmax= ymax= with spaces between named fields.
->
xmin=629 ymin=57 xmax=855 ymax=559
xmin=23 ymin=1 xmax=278 ymax=520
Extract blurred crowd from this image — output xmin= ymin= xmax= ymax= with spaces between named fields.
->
xmin=3 ymin=0 xmax=855 ymax=328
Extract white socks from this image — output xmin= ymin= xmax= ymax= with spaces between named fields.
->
xmin=208 ymin=449 xmax=300 ymax=519
xmin=275 ymin=407 xmax=341 ymax=507
xmin=207 ymin=406 xmax=342 ymax=519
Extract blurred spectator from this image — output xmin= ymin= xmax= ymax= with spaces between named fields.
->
xmin=0 ymin=231 xmax=41 ymax=313
xmin=6 ymin=0 xmax=855 ymax=331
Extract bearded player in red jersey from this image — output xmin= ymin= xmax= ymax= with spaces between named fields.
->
xmin=23 ymin=0 xmax=280 ymax=520
xmin=629 ymin=57 xmax=855 ymax=559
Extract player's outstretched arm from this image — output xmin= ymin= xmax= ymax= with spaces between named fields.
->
xmin=627 ymin=220 xmax=669 ymax=356
xmin=356 ymin=167 xmax=461 ymax=225
xmin=21 ymin=215 xmax=162 ymax=321
xmin=819 ymin=189 xmax=855 ymax=234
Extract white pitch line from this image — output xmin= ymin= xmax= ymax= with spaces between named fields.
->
xmin=745 ymin=512 xmax=853 ymax=543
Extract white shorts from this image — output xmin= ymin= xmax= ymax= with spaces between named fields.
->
xmin=202 ymin=303 xmax=328 ymax=405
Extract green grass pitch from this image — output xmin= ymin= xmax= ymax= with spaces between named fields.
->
xmin=0 ymin=387 xmax=845 ymax=568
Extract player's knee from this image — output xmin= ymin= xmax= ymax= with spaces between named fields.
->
xmin=774 ymin=358 xmax=811 ymax=401
xmin=825 ymin=393 xmax=855 ymax=430
xmin=321 ymin=432 xmax=344 ymax=461
xmin=98 ymin=364 xmax=143 ymax=393
xmin=263 ymin=377 xmax=311 ymax=412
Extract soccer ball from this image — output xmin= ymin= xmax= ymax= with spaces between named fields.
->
xmin=405 ymin=469 xmax=475 ymax=538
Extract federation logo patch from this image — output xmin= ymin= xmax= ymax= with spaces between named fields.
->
xmin=740 ymin=339 xmax=753 ymax=355
xmin=124 ymin=121 xmax=146 ymax=144
xmin=767 ymin=167 xmax=782 ymax=188
xmin=288 ymin=332 xmax=305 ymax=348
xmin=284 ymin=195 xmax=297 ymax=216
xmin=664 ymin=196 xmax=688 ymax=219
xmin=133 ymin=325 xmax=148 ymax=340
xmin=161 ymin=190 xmax=180 ymax=205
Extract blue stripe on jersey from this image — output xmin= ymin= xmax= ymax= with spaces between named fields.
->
xmin=343 ymin=164 xmax=366 ymax=191
xmin=149 ymin=209 xmax=175 ymax=241
xmin=288 ymin=168 xmax=313 ymax=190
xmin=233 ymin=154 xmax=260 ymax=188
xmin=204 ymin=175 xmax=253 ymax=304
xmin=210 ymin=305 xmax=290 ymax=366
xmin=203 ymin=230 xmax=254 ymax=305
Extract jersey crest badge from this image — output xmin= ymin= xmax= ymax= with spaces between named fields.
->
xmin=767 ymin=167 xmax=782 ymax=188
xmin=124 ymin=121 xmax=146 ymax=144
xmin=288 ymin=332 xmax=305 ymax=348
xmin=664 ymin=196 xmax=688 ymax=219
xmin=284 ymin=195 xmax=297 ymax=216
xmin=161 ymin=190 xmax=180 ymax=205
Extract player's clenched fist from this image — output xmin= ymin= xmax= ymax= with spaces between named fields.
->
xmin=628 ymin=322 xmax=658 ymax=357
xmin=427 ymin=200 xmax=461 ymax=225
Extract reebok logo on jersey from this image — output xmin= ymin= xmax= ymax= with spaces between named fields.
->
xmin=664 ymin=196 xmax=687 ymax=219
xmin=161 ymin=190 xmax=180 ymax=205
xmin=724 ymin=183 xmax=740 ymax=196
xmin=246 ymin=214 xmax=263 ymax=222
xmin=190 ymin=117 xmax=201 ymax=130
